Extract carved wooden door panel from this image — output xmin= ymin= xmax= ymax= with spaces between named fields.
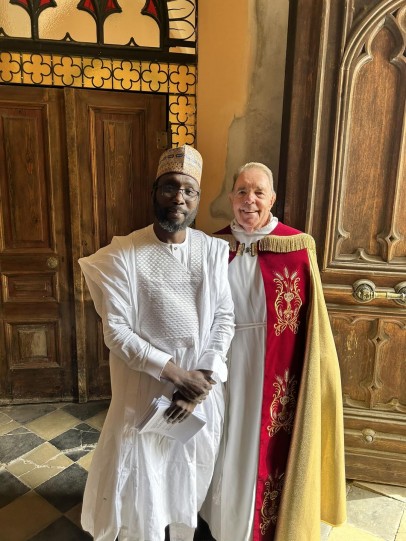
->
xmin=66 ymin=89 xmax=167 ymax=401
xmin=280 ymin=1 xmax=406 ymax=484
xmin=0 ymin=86 xmax=75 ymax=402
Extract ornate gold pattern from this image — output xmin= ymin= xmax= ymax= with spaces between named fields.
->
xmin=237 ymin=244 xmax=246 ymax=256
xmin=250 ymin=242 xmax=258 ymax=256
xmin=267 ymin=369 xmax=297 ymax=437
xmin=0 ymin=52 xmax=196 ymax=147
xmin=260 ymin=471 xmax=284 ymax=535
xmin=273 ymin=267 xmax=302 ymax=335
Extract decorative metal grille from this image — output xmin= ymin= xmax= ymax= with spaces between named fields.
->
xmin=0 ymin=0 xmax=197 ymax=60
xmin=0 ymin=0 xmax=197 ymax=146
xmin=0 ymin=51 xmax=196 ymax=145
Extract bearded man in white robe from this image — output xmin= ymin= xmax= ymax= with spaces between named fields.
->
xmin=79 ymin=145 xmax=235 ymax=541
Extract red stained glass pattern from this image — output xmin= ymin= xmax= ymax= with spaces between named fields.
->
xmin=106 ymin=0 xmax=120 ymax=11
xmin=10 ymin=0 xmax=56 ymax=13
xmin=77 ymin=0 xmax=122 ymax=18
xmin=77 ymin=0 xmax=96 ymax=13
xmin=4 ymin=0 xmax=195 ymax=53
xmin=10 ymin=0 xmax=30 ymax=8
xmin=141 ymin=0 xmax=160 ymax=24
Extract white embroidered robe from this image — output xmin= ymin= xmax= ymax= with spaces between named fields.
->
xmin=79 ymin=225 xmax=235 ymax=541
xmin=201 ymin=218 xmax=279 ymax=541
xmin=202 ymin=217 xmax=347 ymax=541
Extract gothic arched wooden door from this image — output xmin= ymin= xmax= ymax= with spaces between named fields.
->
xmin=280 ymin=0 xmax=406 ymax=485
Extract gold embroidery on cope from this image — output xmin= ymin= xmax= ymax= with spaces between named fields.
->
xmin=260 ymin=471 xmax=285 ymax=535
xmin=267 ymin=370 xmax=297 ymax=437
xmin=273 ymin=267 xmax=302 ymax=335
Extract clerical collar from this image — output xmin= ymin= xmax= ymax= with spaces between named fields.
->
xmin=230 ymin=215 xmax=279 ymax=237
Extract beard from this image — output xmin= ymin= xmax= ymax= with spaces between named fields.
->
xmin=153 ymin=198 xmax=199 ymax=233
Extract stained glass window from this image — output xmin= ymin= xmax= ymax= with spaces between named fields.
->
xmin=0 ymin=0 xmax=196 ymax=56
xmin=0 ymin=0 xmax=197 ymax=146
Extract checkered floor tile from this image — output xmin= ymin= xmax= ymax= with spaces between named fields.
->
xmin=0 ymin=401 xmax=108 ymax=541
xmin=1 ymin=402 xmax=405 ymax=541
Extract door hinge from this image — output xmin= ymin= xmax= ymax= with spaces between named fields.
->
xmin=156 ymin=131 xmax=171 ymax=150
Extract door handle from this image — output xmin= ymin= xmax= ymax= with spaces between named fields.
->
xmin=352 ymin=280 xmax=406 ymax=306
xmin=46 ymin=256 xmax=58 ymax=269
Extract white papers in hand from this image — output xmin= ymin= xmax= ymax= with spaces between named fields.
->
xmin=135 ymin=395 xmax=206 ymax=444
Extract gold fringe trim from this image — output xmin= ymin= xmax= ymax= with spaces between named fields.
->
xmin=215 ymin=233 xmax=315 ymax=254
xmin=259 ymin=233 xmax=315 ymax=253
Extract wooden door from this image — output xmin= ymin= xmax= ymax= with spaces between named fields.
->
xmin=280 ymin=1 xmax=406 ymax=484
xmin=0 ymin=86 xmax=75 ymax=402
xmin=66 ymin=89 xmax=167 ymax=401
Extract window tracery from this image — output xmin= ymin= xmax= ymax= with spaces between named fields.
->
xmin=0 ymin=0 xmax=197 ymax=146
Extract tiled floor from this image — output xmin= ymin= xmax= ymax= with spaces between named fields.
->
xmin=0 ymin=401 xmax=107 ymax=541
xmin=0 ymin=402 xmax=405 ymax=541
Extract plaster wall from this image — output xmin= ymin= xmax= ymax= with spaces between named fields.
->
xmin=196 ymin=0 xmax=290 ymax=233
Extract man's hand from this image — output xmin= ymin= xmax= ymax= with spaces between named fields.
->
xmin=175 ymin=369 xmax=216 ymax=402
xmin=198 ymin=369 xmax=216 ymax=385
xmin=161 ymin=363 xmax=216 ymax=403
xmin=164 ymin=391 xmax=196 ymax=424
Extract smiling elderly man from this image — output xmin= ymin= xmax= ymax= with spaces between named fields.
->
xmin=201 ymin=162 xmax=346 ymax=541
xmin=79 ymin=145 xmax=235 ymax=541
